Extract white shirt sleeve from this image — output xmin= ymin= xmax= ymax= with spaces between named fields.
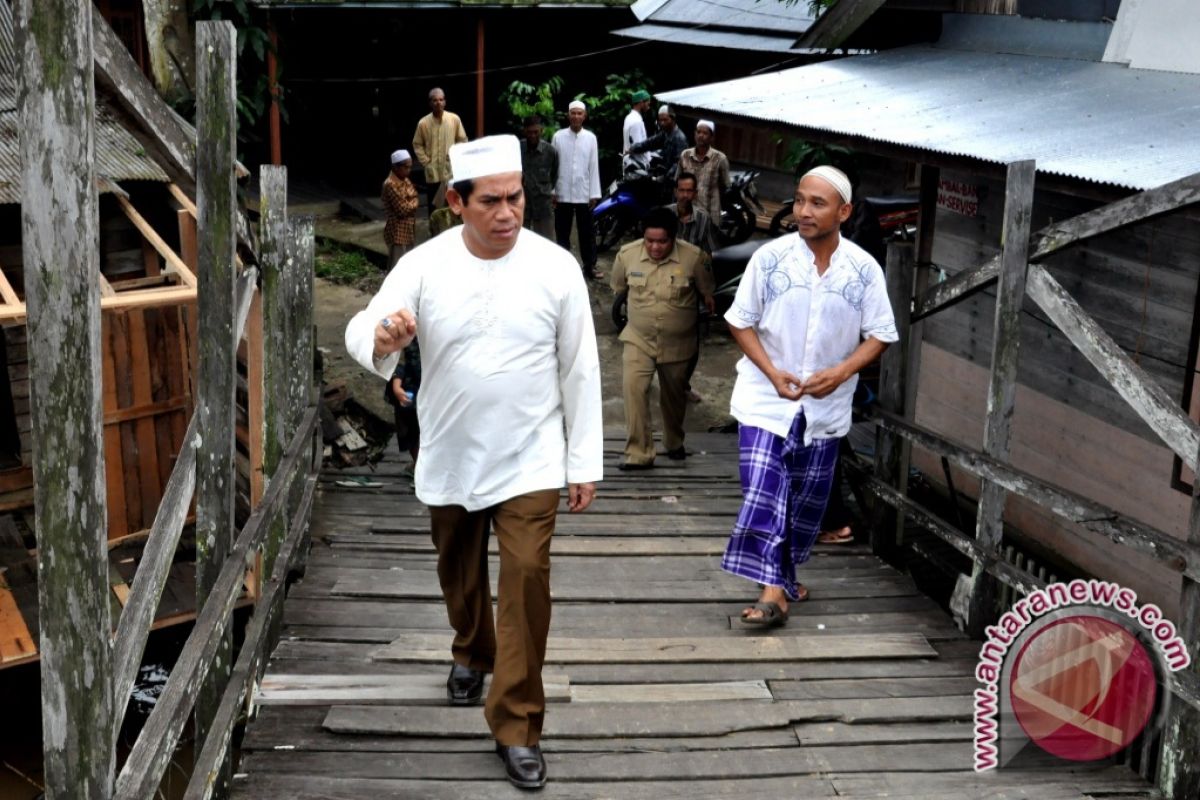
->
xmin=724 ymin=247 xmax=768 ymax=329
xmin=345 ymin=255 xmax=424 ymax=379
xmin=556 ymin=269 xmax=604 ymax=484
xmin=588 ymin=132 xmax=601 ymax=200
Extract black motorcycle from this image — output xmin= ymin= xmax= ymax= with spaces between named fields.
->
xmin=717 ymin=169 xmax=764 ymax=247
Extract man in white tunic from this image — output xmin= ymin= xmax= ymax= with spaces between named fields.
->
xmin=721 ymin=166 xmax=897 ymax=628
xmin=622 ymin=88 xmax=651 ymax=170
xmin=552 ymin=100 xmax=603 ymax=280
xmin=345 ymin=135 xmax=603 ymax=790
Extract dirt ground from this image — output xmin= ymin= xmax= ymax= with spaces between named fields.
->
xmin=313 ymin=228 xmax=748 ymax=442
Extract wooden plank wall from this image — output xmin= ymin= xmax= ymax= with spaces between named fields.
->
xmin=911 ymin=168 xmax=1200 ymax=617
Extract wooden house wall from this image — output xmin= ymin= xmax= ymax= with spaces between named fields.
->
xmin=912 ymin=168 xmax=1200 ymax=617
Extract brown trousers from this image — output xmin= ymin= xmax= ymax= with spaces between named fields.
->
xmin=622 ymin=343 xmax=689 ymax=465
xmin=428 ymin=489 xmax=559 ymax=746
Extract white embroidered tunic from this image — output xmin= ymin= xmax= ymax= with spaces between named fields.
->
xmin=551 ymin=127 xmax=601 ymax=203
xmin=345 ymin=227 xmax=604 ymax=510
xmin=724 ymin=234 xmax=898 ymax=444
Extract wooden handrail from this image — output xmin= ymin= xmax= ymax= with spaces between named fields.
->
xmin=113 ymin=404 xmax=319 ymax=800
xmin=867 ymin=407 xmax=1200 ymax=581
xmin=109 ymin=268 xmax=258 ymax=739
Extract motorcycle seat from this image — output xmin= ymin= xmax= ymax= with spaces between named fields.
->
xmin=863 ymin=194 xmax=919 ymax=210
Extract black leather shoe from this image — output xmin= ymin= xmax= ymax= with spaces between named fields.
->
xmin=618 ymin=461 xmax=654 ymax=471
xmin=446 ymin=663 xmax=485 ymax=706
xmin=496 ymin=743 xmax=547 ymax=790
xmin=665 ymin=447 xmax=688 ymax=460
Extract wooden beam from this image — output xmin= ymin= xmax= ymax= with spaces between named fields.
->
xmin=1026 ymin=264 xmax=1200 ymax=472
xmin=966 ymin=160 xmax=1036 ymax=637
xmin=113 ymin=406 xmax=317 ymax=800
xmin=114 ymin=191 xmax=197 ymax=287
xmin=91 ymin=10 xmax=196 ymax=188
xmin=1159 ymin=410 xmax=1200 ymax=799
xmin=192 ymin=20 xmax=238 ymax=797
xmin=168 ymin=182 xmax=199 ymax=217
xmin=476 ymin=19 xmax=485 ymax=139
xmin=267 ymin=24 xmax=282 ymax=167
xmin=260 ymin=166 xmax=289 ymax=578
xmin=0 ymin=258 xmax=23 ymax=307
xmin=870 ymin=408 xmax=1200 ymax=582
xmin=913 ymin=170 xmax=1200 ymax=321
xmin=18 ymin=0 xmax=115 ymax=794
xmin=871 ymin=242 xmax=915 ymax=559
xmin=795 ymin=0 xmax=887 ymax=49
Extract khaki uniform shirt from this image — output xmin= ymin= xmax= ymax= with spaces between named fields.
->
xmin=412 ymin=111 xmax=468 ymax=183
xmin=611 ymin=239 xmax=715 ymax=363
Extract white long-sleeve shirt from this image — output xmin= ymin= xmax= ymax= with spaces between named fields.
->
xmin=623 ymin=108 xmax=648 ymax=168
xmin=345 ymin=227 xmax=604 ymax=510
xmin=552 ymin=127 xmax=601 ymax=203
xmin=724 ymin=234 xmax=898 ymax=445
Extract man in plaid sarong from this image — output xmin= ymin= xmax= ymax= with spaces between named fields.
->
xmin=722 ymin=166 xmax=899 ymax=626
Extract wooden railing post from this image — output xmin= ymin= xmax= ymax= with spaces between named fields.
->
xmin=872 ymin=241 xmax=915 ymax=559
xmin=193 ymin=19 xmax=238 ymax=797
xmin=964 ymin=159 xmax=1036 ymax=637
xmin=260 ymin=166 xmax=289 ymax=577
xmin=1159 ymin=436 xmax=1200 ymax=797
xmin=18 ymin=1 xmax=115 ymax=796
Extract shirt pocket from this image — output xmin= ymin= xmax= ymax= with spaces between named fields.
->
xmin=626 ymin=273 xmax=654 ymax=308
xmin=668 ymin=270 xmax=694 ymax=307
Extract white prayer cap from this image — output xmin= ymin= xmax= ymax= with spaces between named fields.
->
xmin=568 ymin=100 xmax=587 ymax=112
xmin=390 ymin=149 xmax=411 ymax=164
xmin=802 ymin=165 xmax=853 ymax=204
xmin=448 ymin=135 xmax=522 ymax=182
xmin=696 ymin=119 xmax=715 ymax=133
xmin=658 ymin=104 xmax=672 ymax=116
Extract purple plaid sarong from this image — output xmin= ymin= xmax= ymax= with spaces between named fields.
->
xmin=721 ymin=412 xmax=839 ymax=601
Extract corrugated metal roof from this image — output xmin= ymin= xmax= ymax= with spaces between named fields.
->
xmin=0 ymin=101 xmax=171 ymax=205
xmin=0 ymin=0 xmax=15 ymax=111
xmin=611 ymin=23 xmax=802 ymax=52
xmin=246 ymin=0 xmax=632 ymax=6
xmin=616 ymin=0 xmax=815 ymax=51
xmin=658 ymin=46 xmax=1200 ymax=190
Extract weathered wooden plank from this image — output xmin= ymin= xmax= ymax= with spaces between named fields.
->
xmin=793 ymin=720 xmax=973 ymax=746
xmin=190 ymin=20 xmax=238 ymax=797
xmin=231 ymin=773 xmax=838 ymax=800
xmin=1027 ymin=263 xmax=1200 ymax=472
xmin=329 ymin=533 xmax=733 ymax=556
xmin=260 ymin=165 xmax=289 ymax=580
xmin=966 ymin=160 xmax=1036 ymax=636
xmin=770 ymin=676 xmax=978 ymax=701
xmin=871 ymin=408 xmax=1200 ymax=581
xmin=287 ymin=737 xmax=973 ymax=776
xmin=114 ymin=408 xmax=318 ymax=799
xmin=873 ymin=242 xmax=915 ymax=558
xmin=369 ymin=632 xmax=936 ymax=664
xmin=832 ymin=768 xmax=1151 ymax=797
xmin=0 ymin=580 xmax=36 ymax=663
xmin=18 ymin=0 xmax=115 ymax=795
xmin=328 ymin=570 xmax=920 ymax=603
xmin=795 ymin=0 xmax=887 ymax=48
xmin=255 ymin=672 xmax=570 ymax=706
xmin=571 ymin=680 xmax=770 ymax=704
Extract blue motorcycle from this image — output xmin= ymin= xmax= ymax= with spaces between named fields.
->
xmin=592 ymin=156 xmax=673 ymax=252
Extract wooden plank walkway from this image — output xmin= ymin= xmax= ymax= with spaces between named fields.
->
xmin=231 ymin=432 xmax=1154 ymax=799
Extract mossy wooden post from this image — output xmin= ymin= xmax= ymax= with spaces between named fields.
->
xmin=287 ymin=217 xmax=316 ymax=555
xmin=872 ymin=242 xmax=914 ymax=560
xmin=193 ymin=19 xmax=237 ymax=797
xmin=1159 ymin=437 xmax=1200 ymax=797
xmin=17 ymin=1 xmax=114 ymax=796
xmin=260 ymin=166 xmax=289 ymax=576
xmin=965 ymin=159 xmax=1035 ymax=637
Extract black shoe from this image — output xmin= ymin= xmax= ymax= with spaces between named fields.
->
xmin=584 ymin=268 xmax=605 ymax=281
xmin=618 ymin=461 xmax=654 ymax=471
xmin=496 ymin=743 xmax=547 ymax=790
xmin=446 ymin=663 xmax=485 ymax=706
xmin=664 ymin=447 xmax=688 ymax=460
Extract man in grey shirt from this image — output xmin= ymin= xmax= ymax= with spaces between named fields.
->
xmin=520 ymin=114 xmax=557 ymax=239
xmin=666 ymin=171 xmax=716 ymax=254
xmin=626 ymin=104 xmax=688 ymax=179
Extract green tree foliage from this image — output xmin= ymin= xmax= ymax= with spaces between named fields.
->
xmin=773 ymin=135 xmax=855 ymax=178
xmin=188 ymin=0 xmax=284 ymax=156
xmin=500 ymin=70 xmax=654 ymax=183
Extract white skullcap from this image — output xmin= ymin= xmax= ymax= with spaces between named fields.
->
xmin=658 ymin=105 xmax=672 ymax=116
xmin=568 ymin=100 xmax=587 ymax=112
xmin=448 ymin=135 xmax=522 ymax=182
xmin=802 ymin=165 xmax=853 ymax=204
xmin=696 ymin=119 xmax=715 ymax=133
xmin=390 ymin=149 xmax=411 ymax=164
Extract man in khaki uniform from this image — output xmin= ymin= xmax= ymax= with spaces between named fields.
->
xmin=611 ymin=207 xmax=715 ymax=470
xmin=413 ymin=87 xmax=468 ymax=213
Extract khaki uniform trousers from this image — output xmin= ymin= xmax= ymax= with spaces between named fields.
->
xmin=428 ymin=489 xmax=559 ymax=746
xmin=622 ymin=343 xmax=689 ymax=465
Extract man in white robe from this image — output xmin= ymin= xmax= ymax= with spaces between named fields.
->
xmin=345 ymin=135 xmax=603 ymax=790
